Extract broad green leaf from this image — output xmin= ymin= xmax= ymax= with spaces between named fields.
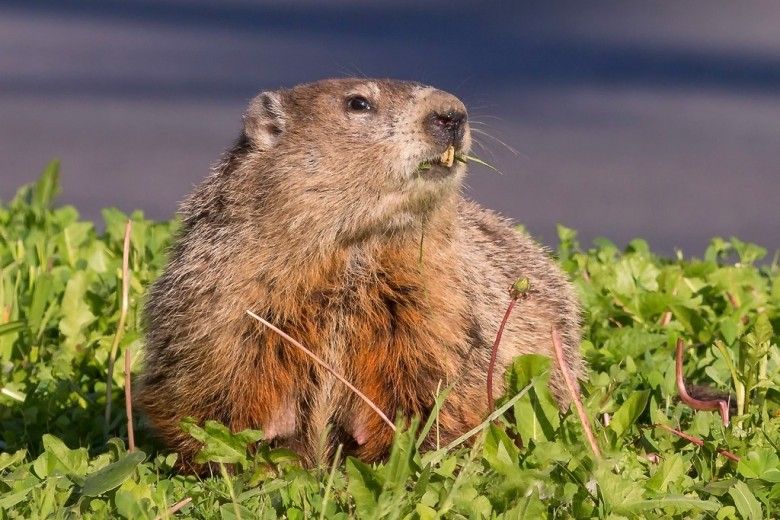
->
xmin=509 ymin=355 xmax=560 ymax=443
xmin=114 ymin=479 xmax=155 ymax=519
xmin=506 ymin=354 xmax=551 ymax=393
xmin=32 ymin=160 xmax=60 ymax=210
xmin=737 ymin=449 xmax=780 ymax=483
xmin=0 ymin=386 xmax=26 ymax=402
xmin=81 ymin=450 xmax=146 ymax=496
xmin=58 ymin=271 xmax=96 ymax=343
xmin=27 ymin=272 xmax=52 ymax=335
xmin=0 ymin=320 xmax=25 ymax=337
xmin=181 ymin=419 xmax=262 ymax=468
xmin=513 ymin=384 xmax=560 ymax=443
xmin=645 ymin=453 xmax=685 ymax=493
xmin=379 ymin=423 xmax=415 ymax=515
xmin=595 ymin=465 xmax=646 ymax=511
xmin=616 ymin=496 xmax=720 ymax=514
xmin=346 ymin=457 xmax=381 ymax=517
xmin=58 ymin=221 xmax=93 ymax=267
xmin=33 ymin=434 xmax=89 ymax=480
xmin=220 ymin=503 xmax=255 ymax=520
xmin=0 ymin=488 xmax=36 ymax=510
xmin=483 ymin=423 xmax=519 ymax=474
xmin=608 ymin=390 xmax=650 ymax=439
xmin=0 ymin=449 xmax=27 ymax=473
xmin=728 ymin=481 xmax=763 ymax=520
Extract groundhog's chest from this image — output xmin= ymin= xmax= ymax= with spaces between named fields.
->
xmin=254 ymin=270 xmax=472 ymax=452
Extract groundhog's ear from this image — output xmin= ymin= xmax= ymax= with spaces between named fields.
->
xmin=244 ymin=91 xmax=286 ymax=149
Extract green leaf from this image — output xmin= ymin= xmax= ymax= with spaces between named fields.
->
xmin=506 ymin=493 xmax=548 ymax=518
xmin=181 ymin=419 xmax=262 ymax=468
xmin=346 ymin=457 xmax=381 ymax=517
xmin=58 ymin=271 xmax=96 ymax=343
xmin=608 ymin=390 xmax=650 ymax=439
xmin=720 ymin=317 xmax=740 ymax=345
xmin=728 ymin=481 xmax=763 ymax=520
xmin=0 ymin=386 xmax=26 ymax=402
xmin=28 ymin=272 xmax=53 ymax=335
xmin=0 ymin=488 xmax=37 ymax=510
xmin=512 ymin=367 xmax=560 ymax=443
xmin=645 ymin=453 xmax=686 ymax=493
xmin=506 ymin=354 xmax=551 ymax=394
xmin=81 ymin=450 xmax=146 ymax=496
xmin=737 ymin=449 xmax=780 ymax=483
xmin=32 ymin=160 xmax=61 ymax=210
xmin=114 ymin=479 xmax=155 ymax=519
xmin=616 ymin=496 xmax=720 ymax=514
xmin=0 ymin=449 xmax=27 ymax=473
xmin=595 ymin=465 xmax=646 ymax=511
xmin=483 ymin=423 xmax=519 ymax=475
xmin=379 ymin=423 xmax=415 ymax=507
xmin=59 ymin=221 xmax=93 ymax=267
xmin=416 ymin=385 xmax=452 ymax=449
xmin=33 ymin=434 xmax=89 ymax=481
xmin=0 ymin=320 xmax=25 ymax=337
xmin=220 ymin=503 xmax=255 ymax=520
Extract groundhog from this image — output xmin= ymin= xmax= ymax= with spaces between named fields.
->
xmin=137 ymin=78 xmax=584 ymax=469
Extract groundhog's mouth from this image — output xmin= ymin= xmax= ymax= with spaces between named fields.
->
xmin=416 ymin=145 xmax=466 ymax=177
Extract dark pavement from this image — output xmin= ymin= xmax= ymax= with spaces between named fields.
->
xmin=1 ymin=1 xmax=778 ymax=255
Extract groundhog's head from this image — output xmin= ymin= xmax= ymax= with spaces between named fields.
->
xmin=230 ymin=78 xmax=471 ymax=243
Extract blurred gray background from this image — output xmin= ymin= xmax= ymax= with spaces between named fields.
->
xmin=1 ymin=0 xmax=778 ymax=255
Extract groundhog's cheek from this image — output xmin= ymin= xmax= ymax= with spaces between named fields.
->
xmin=300 ymin=149 xmax=323 ymax=173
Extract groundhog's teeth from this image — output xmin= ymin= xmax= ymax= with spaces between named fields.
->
xmin=439 ymin=145 xmax=455 ymax=168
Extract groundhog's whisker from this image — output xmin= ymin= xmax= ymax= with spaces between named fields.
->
xmin=470 ymin=127 xmax=523 ymax=158
xmin=245 ymin=310 xmax=396 ymax=432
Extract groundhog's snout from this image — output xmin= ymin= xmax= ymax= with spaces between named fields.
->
xmin=422 ymin=90 xmax=468 ymax=150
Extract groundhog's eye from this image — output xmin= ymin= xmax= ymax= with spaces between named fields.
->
xmin=346 ymin=95 xmax=373 ymax=112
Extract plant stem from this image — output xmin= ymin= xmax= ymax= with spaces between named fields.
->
xmin=551 ymin=328 xmax=601 ymax=459
xmin=487 ymin=298 xmax=517 ymax=411
xmin=655 ymin=423 xmax=740 ymax=462
xmin=124 ymin=344 xmax=135 ymax=452
xmin=675 ymin=338 xmax=730 ymax=426
xmin=104 ymin=220 xmax=131 ymax=441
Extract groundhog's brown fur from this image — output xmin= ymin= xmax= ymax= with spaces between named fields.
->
xmin=137 ymin=78 xmax=584 ymax=470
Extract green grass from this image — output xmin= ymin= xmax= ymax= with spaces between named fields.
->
xmin=0 ymin=161 xmax=778 ymax=519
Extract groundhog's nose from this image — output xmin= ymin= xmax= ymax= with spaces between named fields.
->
xmin=423 ymin=91 xmax=468 ymax=148
xmin=425 ymin=110 xmax=467 ymax=148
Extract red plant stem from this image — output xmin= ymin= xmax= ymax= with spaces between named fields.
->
xmin=487 ymin=297 xmax=517 ymax=411
xmin=655 ymin=423 xmax=740 ymax=462
xmin=675 ymin=338 xmax=730 ymax=426
xmin=246 ymin=310 xmax=396 ymax=432
xmin=552 ymin=328 xmax=602 ymax=459
xmin=124 ymin=344 xmax=135 ymax=452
